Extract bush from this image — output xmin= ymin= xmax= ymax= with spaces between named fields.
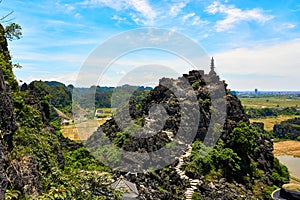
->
xmin=272 ymin=157 xmax=290 ymax=186
xmin=64 ymin=147 xmax=110 ymax=171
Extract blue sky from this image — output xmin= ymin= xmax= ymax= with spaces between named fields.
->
xmin=1 ymin=0 xmax=300 ymax=90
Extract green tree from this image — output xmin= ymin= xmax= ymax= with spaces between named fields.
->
xmin=227 ymin=123 xmax=260 ymax=161
xmin=0 ymin=22 xmax=21 ymax=90
xmin=4 ymin=23 xmax=22 ymax=41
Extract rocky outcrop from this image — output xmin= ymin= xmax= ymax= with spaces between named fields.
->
xmin=7 ymin=156 xmax=43 ymax=196
xmin=0 ymin=24 xmax=48 ymax=199
xmin=87 ymin=69 xmax=272 ymax=199
xmin=0 ymin=48 xmax=17 ymax=199
xmin=252 ymin=122 xmax=265 ymax=130
xmin=0 ymin=53 xmax=17 ymax=153
xmin=0 ymin=143 xmax=9 ymax=200
xmin=273 ymin=118 xmax=300 ymax=139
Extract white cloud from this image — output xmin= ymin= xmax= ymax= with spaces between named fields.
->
xmin=111 ymin=15 xmax=127 ymax=23
xmin=191 ymin=16 xmax=204 ymax=26
xmin=128 ymin=0 xmax=156 ymax=20
xmin=214 ymin=39 xmax=300 ymax=90
xmin=182 ymin=13 xmax=195 ymax=23
xmin=23 ymin=71 xmax=79 ymax=86
xmin=274 ymin=23 xmax=297 ymax=32
xmin=170 ymin=2 xmax=188 ymax=17
xmin=81 ymin=0 xmax=156 ymax=22
xmin=129 ymin=12 xmax=142 ymax=24
xmin=116 ymin=70 xmax=126 ymax=75
xmin=181 ymin=13 xmax=208 ymax=27
xmin=64 ymin=4 xmax=76 ymax=13
xmin=80 ymin=0 xmax=128 ymax=10
xmin=283 ymin=23 xmax=296 ymax=29
xmin=11 ymin=50 xmax=86 ymax=66
xmin=206 ymin=1 xmax=274 ymax=32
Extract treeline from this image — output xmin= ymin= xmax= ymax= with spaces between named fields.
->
xmin=22 ymin=81 xmax=152 ymax=115
xmin=246 ymin=107 xmax=300 ymax=118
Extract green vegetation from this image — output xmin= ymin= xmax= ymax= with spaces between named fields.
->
xmin=0 ymin=23 xmax=20 ymax=90
xmin=4 ymin=23 xmax=22 ymax=41
xmin=23 ymin=81 xmax=73 ymax=114
xmin=271 ymin=158 xmax=290 ymax=186
xmin=185 ymin=140 xmax=241 ymax=178
xmin=246 ymin=107 xmax=300 ymax=118
xmin=0 ymin=22 xmax=123 ymax=199
xmin=10 ymin=86 xmax=123 ymax=199
xmin=185 ymin=123 xmax=289 ymax=198
xmin=241 ymin=96 xmax=300 ymax=141
xmin=240 ymin=96 xmax=300 ymax=109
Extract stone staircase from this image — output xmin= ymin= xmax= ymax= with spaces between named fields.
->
xmin=174 ymin=145 xmax=201 ymax=200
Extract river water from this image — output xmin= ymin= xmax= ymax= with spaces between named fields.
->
xmin=276 ymin=155 xmax=300 ymax=179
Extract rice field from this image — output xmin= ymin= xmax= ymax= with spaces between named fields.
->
xmin=61 ymin=108 xmax=112 ymax=141
xmin=273 ymin=140 xmax=300 ymax=157
xmin=240 ymin=96 xmax=300 ymax=131
xmin=250 ymin=115 xmax=295 ymax=131
xmin=240 ymin=97 xmax=300 ymax=108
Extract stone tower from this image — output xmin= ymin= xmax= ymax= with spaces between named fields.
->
xmin=209 ymin=57 xmax=217 ymax=76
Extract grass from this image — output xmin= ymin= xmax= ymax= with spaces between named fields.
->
xmin=240 ymin=97 xmax=300 ymax=108
xmin=273 ymin=140 xmax=300 ymax=157
xmin=250 ymin=115 xmax=295 ymax=131
xmin=240 ymin=96 xmax=300 ymax=131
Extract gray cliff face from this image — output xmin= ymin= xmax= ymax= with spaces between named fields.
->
xmin=0 ymin=24 xmax=18 ymax=148
xmin=0 ymin=24 xmax=17 ymax=200
xmin=0 ymin=24 xmax=44 ymax=199
xmin=0 ymin=66 xmax=17 ymax=199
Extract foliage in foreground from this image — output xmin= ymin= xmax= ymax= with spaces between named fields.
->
xmin=184 ymin=123 xmax=290 ymax=198
xmin=9 ymin=82 xmax=122 ymax=199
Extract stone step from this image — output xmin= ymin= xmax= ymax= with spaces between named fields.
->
xmin=190 ymin=181 xmax=200 ymax=185
xmin=174 ymin=145 xmax=195 ymax=200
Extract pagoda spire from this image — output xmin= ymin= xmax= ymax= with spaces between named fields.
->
xmin=210 ymin=57 xmax=215 ymax=72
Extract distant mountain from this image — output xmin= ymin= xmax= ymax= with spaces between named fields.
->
xmin=44 ymin=81 xmax=66 ymax=87
xmin=29 ymin=82 xmax=152 ymax=112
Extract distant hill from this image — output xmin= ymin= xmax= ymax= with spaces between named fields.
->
xmin=22 ymin=81 xmax=152 ymax=116
xmin=44 ymin=81 xmax=66 ymax=87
